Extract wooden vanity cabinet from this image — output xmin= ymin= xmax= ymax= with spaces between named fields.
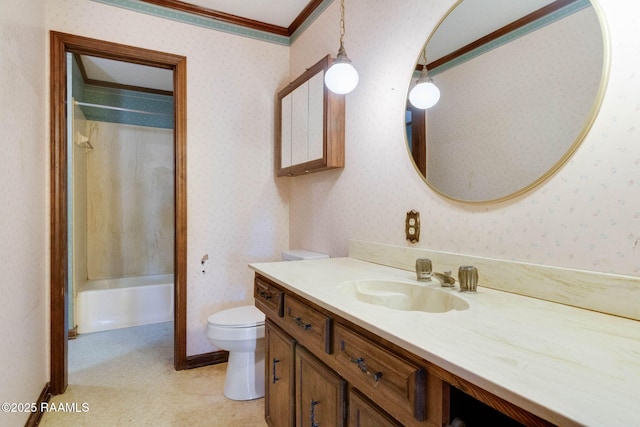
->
xmin=296 ymin=346 xmax=346 ymax=427
xmin=333 ymin=323 xmax=429 ymax=423
xmin=282 ymin=293 xmax=332 ymax=355
xmin=254 ymin=273 xmax=552 ymax=427
xmin=265 ymin=320 xmax=295 ymax=427
xmin=276 ymin=55 xmax=345 ymax=177
xmin=348 ymin=388 xmax=403 ymax=427
xmin=448 ymin=385 xmax=526 ymax=426
xmin=442 ymin=380 xmax=553 ymax=427
xmin=265 ymin=319 xmax=350 ymax=427
xmin=255 ymin=275 xmax=284 ymax=318
xmin=256 ymin=274 xmax=439 ymax=427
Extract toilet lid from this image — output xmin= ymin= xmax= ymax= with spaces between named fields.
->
xmin=208 ymin=305 xmax=265 ymax=327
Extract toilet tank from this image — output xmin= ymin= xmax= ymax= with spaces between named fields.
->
xmin=281 ymin=249 xmax=329 ymax=261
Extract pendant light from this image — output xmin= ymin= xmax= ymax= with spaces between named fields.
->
xmin=324 ymin=0 xmax=359 ymax=94
xmin=409 ymin=50 xmax=440 ymax=109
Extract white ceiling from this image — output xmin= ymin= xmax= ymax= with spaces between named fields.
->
xmin=81 ymin=55 xmax=173 ymax=92
xmin=187 ymin=0 xmax=310 ymax=27
xmin=79 ymin=0 xmax=566 ymax=91
xmin=78 ymin=0 xmax=313 ymax=92
xmin=427 ymin=0 xmax=557 ymax=62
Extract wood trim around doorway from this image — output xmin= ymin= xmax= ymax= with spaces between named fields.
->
xmin=49 ymin=31 xmax=188 ymax=395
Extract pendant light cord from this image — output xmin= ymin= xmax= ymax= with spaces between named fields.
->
xmin=339 ymin=0 xmax=346 ymax=48
xmin=325 ymin=0 xmax=358 ymax=94
xmin=421 ymin=48 xmax=427 ymax=72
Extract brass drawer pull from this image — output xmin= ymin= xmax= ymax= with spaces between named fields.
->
xmin=349 ymin=355 xmax=383 ymax=383
xmin=291 ymin=316 xmax=312 ymax=330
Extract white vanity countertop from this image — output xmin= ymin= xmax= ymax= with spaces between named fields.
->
xmin=250 ymin=257 xmax=640 ymax=427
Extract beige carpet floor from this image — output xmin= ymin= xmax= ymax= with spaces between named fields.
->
xmin=39 ymin=322 xmax=266 ymax=426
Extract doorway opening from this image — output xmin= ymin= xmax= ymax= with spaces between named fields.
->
xmin=50 ymin=31 xmax=188 ymax=395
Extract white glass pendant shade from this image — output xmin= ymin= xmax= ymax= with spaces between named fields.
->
xmin=409 ymin=80 xmax=440 ymax=109
xmin=409 ymin=66 xmax=440 ymax=109
xmin=326 ymin=0 xmax=358 ymax=95
xmin=325 ymin=61 xmax=359 ymax=94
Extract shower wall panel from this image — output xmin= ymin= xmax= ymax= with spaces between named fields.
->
xmin=72 ymin=103 xmax=89 ymax=327
xmin=87 ymin=121 xmax=174 ymax=279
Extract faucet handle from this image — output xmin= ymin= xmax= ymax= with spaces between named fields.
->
xmin=458 ymin=266 xmax=478 ymax=292
xmin=415 ymin=258 xmax=432 ymax=281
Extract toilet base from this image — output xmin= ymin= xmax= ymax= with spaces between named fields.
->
xmin=223 ymin=347 xmax=265 ymax=400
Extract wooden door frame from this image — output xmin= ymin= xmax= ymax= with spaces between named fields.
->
xmin=50 ymin=31 xmax=188 ymax=394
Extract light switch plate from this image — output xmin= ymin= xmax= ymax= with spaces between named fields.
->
xmin=405 ymin=210 xmax=420 ymax=243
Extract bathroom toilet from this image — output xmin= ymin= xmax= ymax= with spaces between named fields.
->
xmin=206 ymin=249 xmax=328 ymax=400
xmin=207 ymin=305 xmax=266 ymax=400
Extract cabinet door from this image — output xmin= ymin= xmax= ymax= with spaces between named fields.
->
xmin=290 ymin=82 xmax=309 ymax=167
xmin=296 ymin=347 xmax=346 ymax=427
xmin=265 ymin=321 xmax=295 ymax=427
xmin=280 ymin=92 xmax=293 ymax=169
xmin=275 ymin=55 xmax=344 ymax=176
xmin=307 ymin=70 xmax=325 ymax=163
xmin=349 ymin=388 xmax=403 ymax=427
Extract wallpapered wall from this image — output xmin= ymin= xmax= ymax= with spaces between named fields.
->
xmin=46 ymin=0 xmax=291 ymax=355
xmin=0 ymin=0 xmax=48 ymax=422
xmin=288 ymin=0 xmax=640 ymax=278
xmin=2 ymin=1 xmax=638 ymax=420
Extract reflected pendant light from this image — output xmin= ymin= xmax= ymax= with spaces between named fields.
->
xmin=324 ymin=0 xmax=359 ymax=94
xmin=409 ymin=50 xmax=440 ymax=109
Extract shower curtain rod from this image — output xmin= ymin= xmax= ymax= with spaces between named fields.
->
xmin=74 ymin=101 xmax=173 ymax=116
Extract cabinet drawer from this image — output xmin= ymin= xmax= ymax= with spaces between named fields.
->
xmin=283 ymin=295 xmax=332 ymax=354
xmin=334 ymin=323 xmax=427 ymax=423
xmin=254 ymin=276 xmax=284 ymax=318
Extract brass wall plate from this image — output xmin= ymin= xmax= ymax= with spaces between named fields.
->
xmin=405 ymin=210 xmax=420 ymax=243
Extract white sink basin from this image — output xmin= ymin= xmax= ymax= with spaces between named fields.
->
xmin=338 ymin=280 xmax=469 ymax=313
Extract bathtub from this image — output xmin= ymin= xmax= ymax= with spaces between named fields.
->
xmin=76 ymin=274 xmax=174 ymax=334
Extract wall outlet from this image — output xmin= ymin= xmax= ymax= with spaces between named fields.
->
xmin=406 ymin=210 xmax=420 ymax=243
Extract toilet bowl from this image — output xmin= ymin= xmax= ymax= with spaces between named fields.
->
xmin=207 ymin=305 xmax=265 ymax=400
xmin=207 ymin=249 xmax=329 ymax=400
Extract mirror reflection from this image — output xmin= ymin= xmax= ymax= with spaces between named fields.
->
xmin=405 ymin=0 xmax=606 ymax=203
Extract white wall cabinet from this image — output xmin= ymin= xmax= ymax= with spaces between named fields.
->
xmin=276 ymin=55 xmax=345 ymax=176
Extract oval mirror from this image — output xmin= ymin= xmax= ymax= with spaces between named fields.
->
xmin=405 ymin=0 xmax=608 ymax=203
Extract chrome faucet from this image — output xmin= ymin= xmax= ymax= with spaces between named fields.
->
xmin=415 ymin=259 xmax=477 ymax=290
xmin=433 ymin=271 xmax=456 ymax=287
xmin=416 ymin=258 xmax=456 ymax=287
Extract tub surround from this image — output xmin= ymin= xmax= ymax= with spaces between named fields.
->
xmin=86 ymin=121 xmax=174 ymax=279
xmin=249 ymin=242 xmax=640 ymax=426
xmin=76 ymin=274 xmax=174 ymax=333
